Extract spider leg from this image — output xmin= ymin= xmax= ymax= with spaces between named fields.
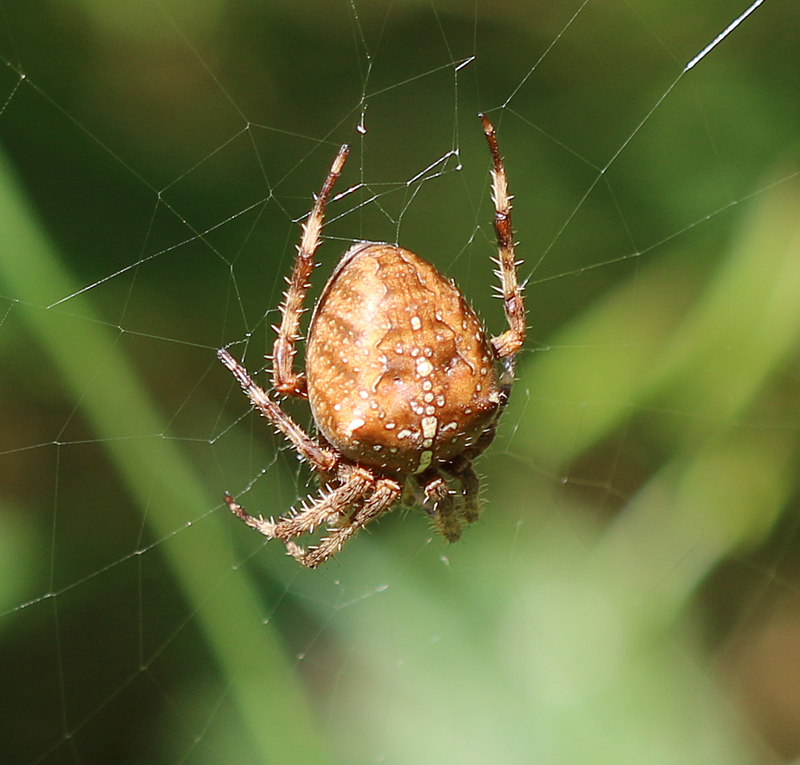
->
xmin=479 ymin=114 xmax=525 ymax=382
xmin=225 ymin=465 xmax=373 ymax=539
xmin=419 ymin=469 xmax=461 ymax=542
xmin=287 ymin=476 xmax=402 ymax=568
xmin=218 ymin=348 xmax=337 ymax=474
xmin=272 ymin=144 xmax=350 ymax=398
xmin=443 ymin=455 xmax=481 ymax=525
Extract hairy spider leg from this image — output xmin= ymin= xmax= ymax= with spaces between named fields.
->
xmin=479 ymin=114 xmax=526 ymax=382
xmin=218 ymin=348 xmax=337 ymax=473
xmin=272 ymin=144 xmax=350 ymax=398
xmin=418 ymin=469 xmax=461 ymax=542
xmin=287 ymin=476 xmax=402 ymax=568
xmin=443 ymin=454 xmax=481 ymax=525
xmin=224 ymin=465 xmax=374 ymax=540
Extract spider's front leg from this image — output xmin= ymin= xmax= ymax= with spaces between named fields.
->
xmin=480 ymin=114 xmax=525 ymax=382
xmin=272 ymin=144 xmax=349 ymax=398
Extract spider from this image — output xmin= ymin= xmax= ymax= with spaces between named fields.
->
xmin=219 ymin=114 xmax=524 ymax=568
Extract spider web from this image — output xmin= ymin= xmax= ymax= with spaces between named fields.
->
xmin=1 ymin=1 xmax=799 ymax=763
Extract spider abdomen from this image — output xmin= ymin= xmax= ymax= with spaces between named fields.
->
xmin=306 ymin=243 xmax=501 ymax=474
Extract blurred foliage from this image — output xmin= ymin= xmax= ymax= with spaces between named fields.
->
xmin=1 ymin=1 xmax=800 ymax=763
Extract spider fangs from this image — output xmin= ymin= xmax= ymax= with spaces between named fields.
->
xmin=219 ymin=114 xmax=525 ymax=568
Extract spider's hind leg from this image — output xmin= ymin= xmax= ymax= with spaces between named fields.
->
xmin=288 ymin=476 xmax=402 ymax=568
xmin=225 ymin=465 xmax=373 ymax=543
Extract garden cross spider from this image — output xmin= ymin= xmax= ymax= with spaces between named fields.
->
xmin=219 ymin=114 xmax=525 ymax=568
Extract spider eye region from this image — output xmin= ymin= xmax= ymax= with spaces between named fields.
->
xmin=306 ymin=243 xmax=501 ymax=474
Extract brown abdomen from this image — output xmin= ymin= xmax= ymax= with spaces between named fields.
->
xmin=306 ymin=244 xmax=500 ymax=474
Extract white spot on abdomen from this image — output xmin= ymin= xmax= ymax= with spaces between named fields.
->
xmin=416 ymin=450 xmax=433 ymax=473
xmin=347 ymin=418 xmax=365 ymax=433
xmin=421 ymin=416 xmax=437 ymax=444
xmin=416 ymin=358 xmax=433 ymax=377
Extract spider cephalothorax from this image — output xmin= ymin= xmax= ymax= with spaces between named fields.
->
xmin=220 ymin=114 xmax=524 ymax=567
